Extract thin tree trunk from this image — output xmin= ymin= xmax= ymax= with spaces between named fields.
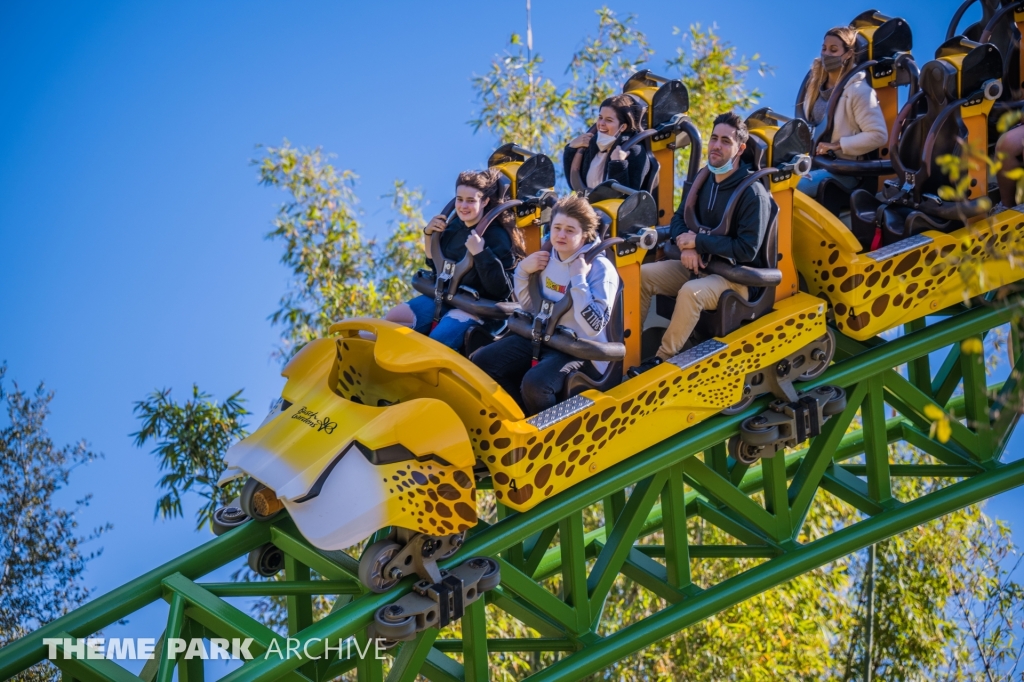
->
xmin=863 ymin=543 xmax=877 ymax=682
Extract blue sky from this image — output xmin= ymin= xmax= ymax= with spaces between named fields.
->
xmin=1 ymin=0 xmax=1019 ymax=662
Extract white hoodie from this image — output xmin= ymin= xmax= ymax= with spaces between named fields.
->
xmin=513 ymin=241 xmax=620 ymax=372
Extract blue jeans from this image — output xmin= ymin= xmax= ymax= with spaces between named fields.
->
xmin=798 ymin=169 xmax=860 ymax=197
xmin=405 ymin=295 xmax=480 ymax=351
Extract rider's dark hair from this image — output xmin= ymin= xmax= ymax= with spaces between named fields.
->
xmin=712 ymin=112 xmax=749 ymax=147
xmin=455 ymin=169 xmax=525 ymax=259
xmin=599 ymin=94 xmax=643 ymax=135
xmin=551 ymin=195 xmax=601 ymax=243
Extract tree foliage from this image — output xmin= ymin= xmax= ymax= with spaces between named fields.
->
xmin=665 ymin=23 xmax=771 ymax=201
xmin=469 ymin=33 xmax=575 ymax=159
xmin=470 ymin=8 xmax=655 ymax=164
xmin=256 ymin=141 xmax=425 ymax=361
xmin=566 ymin=8 xmax=652 ymax=126
xmin=0 ymin=364 xmax=108 ymax=681
xmin=132 ymin=385 xmax=249 ymax=531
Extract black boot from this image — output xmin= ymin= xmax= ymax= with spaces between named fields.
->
xmin=627 ymin=356 xmax=663 ymax=379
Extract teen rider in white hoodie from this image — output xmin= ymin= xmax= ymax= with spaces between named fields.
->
xmin=471 ymin=195 xmax=619 ymax=416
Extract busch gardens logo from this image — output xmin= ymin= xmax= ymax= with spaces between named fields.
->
xmin=291 ymin=406 xmax=337 ymax=434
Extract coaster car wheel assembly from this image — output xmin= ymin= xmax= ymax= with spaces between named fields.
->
xmin=368 ymin=557 xmax=500 ymax=642
xmin=248 ymin=542 xmax=286 ymax=577
xmin=732 ymin=385 xmax=847 ymax=463
xmin=358 ymin=530 xmax=469 ymax=593
xmin=211 ymin=499 xmax=250 ymax=536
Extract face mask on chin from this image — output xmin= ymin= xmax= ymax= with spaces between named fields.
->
xmin=596 ymin=131 xmax=618 ymax=150
xmin=708 ymin=151 xmax=737 ymax=176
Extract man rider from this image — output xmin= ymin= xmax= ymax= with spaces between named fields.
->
xmin=630 ymin=111 xmax=771 ymax=375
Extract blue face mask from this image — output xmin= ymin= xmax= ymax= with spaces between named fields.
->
xmin=708 ymin=157 xmax=734 ymax=175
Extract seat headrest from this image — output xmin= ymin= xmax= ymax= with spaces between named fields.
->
xmin=961 ymin=43 xmax=1004 ymax=97
xmin=854 ymin=33 xmax=870 ymax=64
xmin=515 ymin=154 xmax=556 ymax=198
xmin=650 ymin=80 xmax=689 ymax=127
xmin=625 ymin=95 xmax=649 ymax=131
xmin=919 ymin=59 xmax=960 ymax=104
xmin=496 ymin=176 xmax=512 ymax=203
xmin=771 ymin=120 xmax=813 ymax=166
xmin=869 ymin=17 xmax=914 ymax=60
xmin=741 ymin=135 xmax=769 ymax=171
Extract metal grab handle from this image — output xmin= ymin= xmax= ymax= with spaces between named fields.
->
xmin=888 ymin=90 xmax=926 ymax=183
xmin=895 ymin=53 xmax=920 ymax=97
xmin=683 ymin=167 xmax=777 ymax=237
xmin=946 ymin=0 xmax=978 ymax=40
xmin=921 ymin=98 xmax=968 ymax=181
xmin=474 ymin=199 xmax=523 ymax=238
xmin=428 ymin=197 xmax=458 ymax=269
xmin=980 ymin=3 xmax=1021 ymax=43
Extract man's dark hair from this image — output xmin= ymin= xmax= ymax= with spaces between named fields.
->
xmin=712 ymin=112 xmax=749 ymax=146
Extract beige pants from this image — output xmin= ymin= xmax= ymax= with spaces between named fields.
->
xmin=640 ymin=259 xmax=748 ymax=360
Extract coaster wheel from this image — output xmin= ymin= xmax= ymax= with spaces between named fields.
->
xmin=359 ymin=540 xmax=403 ymax=593
xmin=739 ymin=415 xmax=780 ymax=447
xmin=728 ymin=436 xmax=767 ymax=466
xmin=471 ymin=557 xmax=501 ymax=592
xmin=372 ymin=604 xmax=417 ymax=641
xmin=821 ymin=385 xmax=848 ymax=416
xmin=248 ymin=543 xmax=285 ymax=577
xmin=796 ymin=330 xmax=835 ymax=381
xmin=239 ymin=478 xmax=284 ymax=522
xmin=212 ymin=502 xmax=249 ymax=536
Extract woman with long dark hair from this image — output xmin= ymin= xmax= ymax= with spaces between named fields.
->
xmin=385 ymin=168 xmax=524 ymax=351
xmin=563 ymin=94 xmax=649 ymax=191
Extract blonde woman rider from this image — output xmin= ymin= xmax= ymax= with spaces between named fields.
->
xmin=798 ymin=26 xmax=888 ymax=197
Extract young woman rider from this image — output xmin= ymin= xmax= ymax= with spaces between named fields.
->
xmin=563 ymin=94 xmax=649 ymax=191
xmin=471 ymin=195 xmax=619 ymax=415
xmin=797 ymin=25 xmax=888 ymax=197
xmin=385 ymin=169 xmax=524 ymax=351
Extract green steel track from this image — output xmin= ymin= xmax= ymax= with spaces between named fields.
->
xmin=3 ymin=297 xmax=1024 ymax=681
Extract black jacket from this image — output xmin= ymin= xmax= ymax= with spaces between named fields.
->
xmin=562 ymin=134 xmax=650 ymax=191
xmin=668 ymin=162 xmax=771 ymax=268
xmin=426 ymin=216 xmax=516 ymax=302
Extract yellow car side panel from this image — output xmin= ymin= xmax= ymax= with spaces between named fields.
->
xmin=476 ymin=293 xmax=827 ymax=511
xmin=793 ymin=193 xmax=1024 ymax=340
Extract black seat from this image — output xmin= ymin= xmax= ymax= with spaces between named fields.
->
xmin=949 ymin=0 xmax=1022 ymax=108
xmin=561 ymin=282 xmax=625 ymax=399
xmin=640 ymin=151 xmax=659 ymax=197
xmin=851 ymin=37 xmax=1002 ymax=245
xmin=696 ymin=200 xmax=780 ymax=339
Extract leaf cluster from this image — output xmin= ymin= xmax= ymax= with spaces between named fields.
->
xmin=256 ymin=142 xmax=426 ymax=362
xmin=131 ymin=385 xmax=249 ymax=531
